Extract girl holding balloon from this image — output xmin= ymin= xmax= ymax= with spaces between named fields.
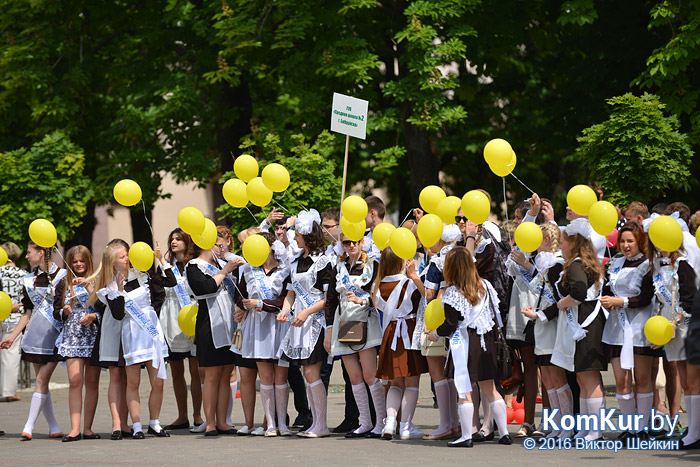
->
xmin=323 ymin=233 xmax=385 ymax=438
xmin=599 ymin=222 xmax=658 ymax=439
xmin=645 ymin=220 xmax=699 ymax=449
xmin=0 ymin=242 xmax=65 ymax=440
xmin=277 ymin=209 xmax=333 ymax=438
xmin=53 ymin=245 xmax=101 ymax=441
xmin=159 ymin=228 xmax=204 ymax=432
xmin=234 ymin=231 xmax=292 ymax=437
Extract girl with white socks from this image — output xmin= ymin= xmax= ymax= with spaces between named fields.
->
xmin=233 ymin=231 xmax=292 ymax=437
xmin=521 ymin=223 xmax=573 ymax=439
xmin=278 ymin=210 xmax=333 ymax=438
xmin=646 ymin=222 xmax=699 ymax=449
xmin=0 ymin=242 xmax=65 ymax=440
xmin=552 ymin=219 xmax=606 ymax=441
xmin=324 ymin=233 xmax=384 ymax=438
xmin=373 ymin=247 xmax=428 ymax=440
xmin=600 ymin=222 xmax=657 ymax=439
xmin=430 ymin=246 xmax=513 ymax=447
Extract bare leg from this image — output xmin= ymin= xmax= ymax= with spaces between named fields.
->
xmin=124 ymin=365 xmax=142 ymax=427
xmin=108 ymin=367 xmax=124 ymax=432
xmin=146 ymin=361 xmax=164 ymax=421
xmin=239 ymin=366 xmax=258 ymax=429
xmin=83 ymin=365 xmax=100 ymax=435
xmin=168 ymin=359 xmax=189 ymax=425
xmin=189 ymin=357 xmax=203 ymax=425
xmin=216 ymin=364 xmax=235 ymax=431
xmin=66 ymin=358 xmax=85 ymax=437
xmin=203 ymin=366 xmax=223 ymax=432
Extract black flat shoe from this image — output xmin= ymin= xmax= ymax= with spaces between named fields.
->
xmin=82 ymin=433 xmax=101 ymax=440
xmin=162 ymin=421 xmax=190 ymax=430
xmin=110 ymin=430 xmax=122 ymax=441
xmin=498 ymin=434 xmax=513 ymax=445
xmin=122 ymin=430 xmax=134 ymax=438
xmin=472 ymin=430 xmax=494 ymax=442
xmin=345 ymin=430 xmax=371 ymax=438
xmin=62 ymin=434 xmax=82 ymax=442
xmin=448 ymin=438 xmax=473 ymax=448
xmin=147 ymin=426 xmax=170 ymax=437
xmin=204 ymin=430 xmax=219 ymax=437
xmin=332 ymin=418 xmax=360 ymax=433
xmin=680 ymin=438 xmax=700 ymax=450
xmin=364 ymin=431 xmax=382 ymax=439
xmin=216 ymin=428 xmax=237 ymax=435
xmin=132 ymin=431 xmax=145 ymax=440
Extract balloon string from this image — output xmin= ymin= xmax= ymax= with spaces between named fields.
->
xmin=141 ymin=200 xmax=155 ymax=240
xmin=502 ymin=177 xmax=512 ymax=244
xmin=53 ymin=246 xmax=77 ymax=280
xmin=508 ymin=172 xmax=535 ymax=195
xmin=244 ymin=207 xmax=260 ymax=225
xmin=398 ymin=208 xmax=414 ymax=228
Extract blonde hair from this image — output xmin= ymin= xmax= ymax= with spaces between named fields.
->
xmin=338 ymin=233 xmax=369 ymax=270
xmin=62 ymin=246 xmax=94 ymax=306
xmin=237 ymin=227 xmax=261 ymax=245
xmin=87 ymin=244 xmax=127 ymax=306
xmin=561 ymin=234 xmax=603 ymax=288
xmin=540 ymin=223 xmax=560 ymax=253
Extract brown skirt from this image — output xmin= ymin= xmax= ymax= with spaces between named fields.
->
xmin=22 ymin=351 xmax=64 ymax=364
xmin=376 ymin=318 xmax=427 ymax=380
xmin=601 ymin=343 xmax=664 ymax=359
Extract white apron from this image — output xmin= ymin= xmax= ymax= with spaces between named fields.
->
xmin=21 ymin=265 xmax=66 ymax=355
xmin=160 ymin=262 xmax=196 ymax=355
xmin=505 ymin=251 xmax=537 ymax=341
xmin=188 ymin=258 xmax=237 ymax=350
xmin=373 ymin=274 xmax=418 ymax=352
xmin=653 ymin=256 xmax=689 ymax=362
xmin=531 ymin=252 xmax=564 ymax=356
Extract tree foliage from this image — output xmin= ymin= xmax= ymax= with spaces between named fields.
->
xmin=574 ymin=93 xmax=693 ymax=205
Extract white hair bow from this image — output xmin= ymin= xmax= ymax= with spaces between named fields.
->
xmin=564 ymin=217 xmax=592 ymax=239
xmin=296 ymin=209 xmax=321 ymax=235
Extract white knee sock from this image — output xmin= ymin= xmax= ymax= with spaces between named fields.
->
xmin=305 ymin=384 xmax=317 ymax=432
xmin=490 ymin=399 xmax=509 ymax=438
xmin=43 ymin=392 xmax=61 ymax=434
xmin=22 ymin=392 xmax=45 ymax=435
xmin=400 ymin=387 xmax=419 ymax=423
xmin=545 ymin=389 xmax=561 ymax=438
xmin=686 ymin=395 xmax=693 ymax=432
xmin=616 ymin=392 xmax=635 ymax=432
xmin=574 ymin=397 xmax=589 ymax=438
xmin=226 ymin=381 xmax=236 ymax=427
xmin=584 ymin=397 xmax=606 ymax=441
xmin=274 ymin=384 xmax=289 ymax=432
xmin=386 ymin=386 xmax=403 ymax=420
xmin=682 ymin=395 xmax=700 ymax=445
xmin=636 ymin=392 xmax=653 ymax=433
xmin=557 ymin=385 xmax=574 ymax=438
xmin=430 ymin=379 xmax=452 ymax=435
xmin=308 ymin=380 xmax=327 ymax=434
xmin=453 ymin=402 xmax=474 ymax=443
xmin=260 ymin=384 xmax=276 ymax=431
xmin=351 ymin=383 xmax=372 ymax=433
xmin=369 ymin=380 xmax=386 ymax=435
xmin=447 ymin=379 xmax=460 ymax=430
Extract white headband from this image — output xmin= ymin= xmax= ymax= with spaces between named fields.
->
xmin=564 ymin=217 xmax=592 ymax=240
xmin=441 ymin=224 xmax=461 ymax=242
xmin=642 ymin=211 xmax=687 ymax=233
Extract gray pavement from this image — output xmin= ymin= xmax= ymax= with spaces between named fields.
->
xmin=0 ymin=361 xmax=696 ymax=466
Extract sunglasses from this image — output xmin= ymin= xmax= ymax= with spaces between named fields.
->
xmin=341 ymin=240 xmax=357 ymax=246
xmin=455 ymin=216 xmax=468 ymax=223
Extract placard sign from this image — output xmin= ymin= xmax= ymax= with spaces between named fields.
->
xmin=330 ymin=92 xmax=368 ymax=140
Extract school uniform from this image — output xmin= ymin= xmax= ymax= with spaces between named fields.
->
xmin=53 ymin=279 xmax=98 ymax=358
xmin=159 ymin=260 xmax=196 ymax=360
xmin=528 ymin=252 xmax=564 ymax=365
xmin=505 ymin=250 xmax=537 ymax=347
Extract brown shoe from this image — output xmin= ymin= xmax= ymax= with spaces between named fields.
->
xmin=1 ymin=396 xmax=20 ymax=402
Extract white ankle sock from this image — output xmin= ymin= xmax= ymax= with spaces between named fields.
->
xmin=490 ymin=399 xmax=509 ymax=438
xmin=308 ymin=380 xmax=327 ymax=434
xmin=545 ymin=389 xmax=561 ymax=438
xmin=400 ymin=387 xmax=419 ymax=423
xmin=132 ymin=421 xmax=143 ymax=433
xmin=574 ymin=397 xmax=589 ymax=438
xmin=453 ymin=402 xmax=474 ymax=443
xmin=149 ymin=419 xmax=162 ymax=431
xmin=226 ymin=381 xmax=236 ymax=426
xmin=636 ymin=392 xmax=653 ymax=433
xmin=369 ymin=380 xmax=386 ymax=434
xmin=430 ymin=379 xmax=452 ymax=435
xmin=584 ymin=397 xmax=606 ymax=441
xmin=43 ymin=392 xmax=61 ymax=434
xmin=556 ymin=385 xmax=574 ymax=438
xmin=274 ymin=384 xmax=289 ymax=431
xmin=351 ymin=383 xmax=372 ymax=433
xmin=386 ymin=386 xmax=403 ymax=419
xmin=22 ymin=392 xmax=45 ymax=435
xmin=260 ymin=384 xmax=276 ymax=431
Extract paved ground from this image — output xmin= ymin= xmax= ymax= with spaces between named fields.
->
xmin=0 ymin=361 xmax=697 ymax=466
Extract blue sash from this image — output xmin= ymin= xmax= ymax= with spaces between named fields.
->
xmin=123 ymin=294 xmax=159 ymax=340
xmin=251 ymin=266 xmax=275 ymax=300
xmin=200 ymin=261 xmax=237 ymax=301
xmin=337 ymin=262 xmax=370 ymax=299
xmin=653 ymin=271 xmax=674 ymax=307
xmin=24 ymin=269 xmax=66 ymax=332
xmin=171 ymin=263 xmax=194 ymax=308
xmin=69 ymin=284 xmax=90 ymax=309
xmin=292 ymin=279 xmax=319 ymax=310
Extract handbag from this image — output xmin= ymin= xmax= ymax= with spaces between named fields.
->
xmin=337 ymin=320 xmax=367 ymax=345
xmin=487 ymin=289 xmax=513 ymax=381
xmin=420 ymin=331 xmax=448 ymax=357
xmin=231 ymin=328 xmax=243 ymax=350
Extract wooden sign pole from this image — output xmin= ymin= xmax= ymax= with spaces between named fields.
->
xmin=340 ymin=134 xmax=350 ymax=204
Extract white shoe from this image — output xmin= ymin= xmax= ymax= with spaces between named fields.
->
xmin=251 ymin=426 xmax=265 ymax=436
xmin=264 ymin=428 xmax=278 ymax=437
xmin=304 ymin=429 xmax=330 ymax=438
xmin=279 ymin=428 xmax=293 ymax=437
xmin=189 ymin=422 xmax=206 ymax=433
xmin=382 ymin=418 xmax=396 ymax=440
xmin=399 ymin=422 xmax=424 ymax=440
xmin=237 ymin=425 xmax=251 ymax=436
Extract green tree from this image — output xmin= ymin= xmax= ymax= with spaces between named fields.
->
xmin=573 ymin=93 xmax=693 ymax=205
xmin=0 ymin=132 xmax=92 ymax=244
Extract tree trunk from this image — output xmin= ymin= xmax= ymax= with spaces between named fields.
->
xmin=65 ymin=201 xmax=96 ymax=250
xmin=130 ymin=207 xmax=153 ymax=245
xmin=402 ymin=111 xmax=440 ymax=207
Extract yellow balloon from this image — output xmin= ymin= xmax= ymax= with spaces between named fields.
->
xmin=483 ymin=138 xmax=513 ymax=168
xmin=113 ymin=179 xmax=142 ymax=207
xmin=0 ymin=247 xmax=7 ymax=267
xmin=261 ymin=163 xmax=290 ymax=192
xmin=697 ymin=231 xmax=700 ymax=250
xmin=436 ymin=196 xmax=461 ymax=224
xmin=341 ymin=217 xmax=366 ymax=242
xmin=242 ymin=234 xmax=270 ymax=267
xmin=129 ymin=242 xmax=154 ymax=272
xmin=648 ymin=215 xmax=683 ymax=252
xmin=644 ymin=315 xmax=674 ymax=346
xmin=461 ymin=190 xmax=490 ymax=224
xmin=234 ymin=154 xmax=259 ymax=182
xmin=178 ymin=207 xmax=205 ymax=236
xmin=246 ymin=177 xmax=273 ymax=207
xmin=0 ymin=291 xmax=11 ymax=321
xmin=419 ymin=185 xmax=446 ymax=214
xmin=373 ymin=223 xmax=395 ymax=251
xmin=489 ymin=151 xmax=517 ymax=177
xmin=424 ymin=299 xmax=445 ymax=331
xmin=588 ymin=201 xmax=617 ymax=236
xmin=341 ymin=196 xmax=368 ymax=224
xmin=417 ymin=214 xmax=443 ymax=248
xmin=28 ymin=219 xmax=57 ymax=248
xmin=514 ymin=221 xmax=543 ymax=253
xmin=222 ymin=179 xmax=248 ymax=208
xmin=390 ymin=227 xmax=417 ymax=260
xmin=193 ymin=218 xmax=218 ymax=250
xmin=567 ymin=185 xmax=597 ymax=216
xmin=177 ymin=304 xmax=198 ymax=337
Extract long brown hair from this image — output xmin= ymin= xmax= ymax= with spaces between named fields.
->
xmin=372 ymin=247 xmax=404 ymax=302
xmin=443 ymin=246 xmax=485 ymax=305
xmin=618 ymin=222 xmax=647 ymax=256
xmin=28 ymin=241 xmax=52 ymax=275
xmin=166 ymin=228 xmax=194 ymax=264
xmin=62 ymin=245 xmax=94 ymax=306
xmin=561 ymin=233 xmax=604 ymax=288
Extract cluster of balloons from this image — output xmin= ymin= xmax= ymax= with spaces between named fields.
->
xmin=222 ymin=155 xmax=290 ymax=209
xmin=483 ymin=139 xmax=517 ymax=177
xmin=178 ymin=304 xmax=198 ymax=337
xmin=178 ymin=207 xmax=218 ymax=251
xmin=340 ymin=196 xmax=367 ymax=242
